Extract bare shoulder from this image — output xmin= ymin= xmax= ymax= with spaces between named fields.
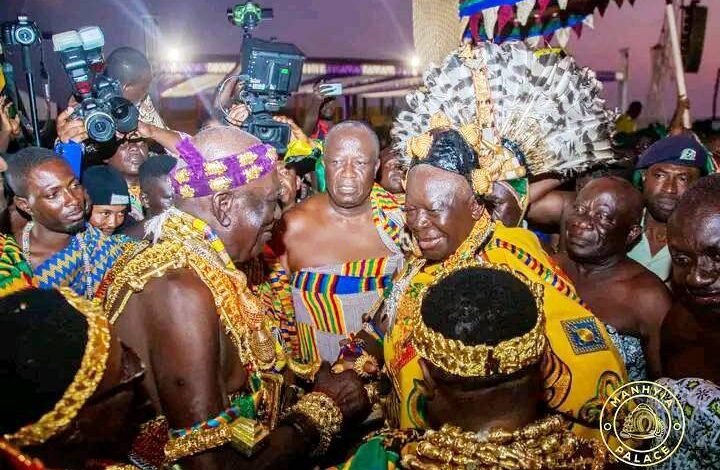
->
xmin=282 ymin=193 xmax=329 ymax=235
xmin=138 ymin=268 xmax=218 ymax=331
xmin=625 ymin=262 xmax=672 ymax=323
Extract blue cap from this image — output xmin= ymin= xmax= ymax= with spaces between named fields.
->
xmin=635 ymin=134 xmax=709 ymax=175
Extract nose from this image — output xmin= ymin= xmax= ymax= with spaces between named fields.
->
xmin=340 ymin=160 xmax=355 ymax=178
xmin=411 ymin=210 xmax=431 ymax=230
xmin=687 ymin=257 xmax=717 ymax=290
xmin=63 ymin=187 xmax=83 ymax=208
xmin=660 ymin=175 xmax=680 ymax=195
xmin=570 ymin=213 xmax=593 ymax=231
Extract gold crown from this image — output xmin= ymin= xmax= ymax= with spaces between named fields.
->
xmin=410 ymin=261 xmax=546 ymax=378
xmin=5 ymin=288 xmax=111 ymax=448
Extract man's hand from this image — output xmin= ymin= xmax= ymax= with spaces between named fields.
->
xmin=0 ymin=97 xmax=21 ymax=140
xmin=273 ymin=115 xmax=310 ymax=145
xmin=56 ymin=106 xmax=88 ymax=143
xmin=312 ymin=363 xmax=370 ymax=426
xmin=226 ymin=103 xmax=250 ymax=127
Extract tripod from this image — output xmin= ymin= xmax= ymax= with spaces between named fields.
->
xmin=21 ymin=43 xmax=40 ymax=146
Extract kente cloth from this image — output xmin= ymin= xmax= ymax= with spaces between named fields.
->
xmin=292 ymin=185 xmax=405 ymax=362
xmin=605 ymin=324 xmax=648 ymax=382
xmin=33 ymin=224 xmax=132 ymax=300
xmin=0 ymin=235 xmax=33 ymax=297
xmin=243 ymin=245 xmax=299 ymax=358
xmin=653 ymin=377 xmax=720 ymax=470
xmin=384 ymin=221 xmax=627 ymax=441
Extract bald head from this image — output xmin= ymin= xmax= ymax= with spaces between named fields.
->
xmin=565 ymin=176 xmax=644 ymax=262
xmin=191 ymin=125 xmax=262 ymax=162
xmin=582 ymin=177 xmax=644 ymax=226
xmin=324 ymin=120 xmax=380 ymax=159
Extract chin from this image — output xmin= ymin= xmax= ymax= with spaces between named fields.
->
xmin=63 ymin=220 xmax=87 ymax=235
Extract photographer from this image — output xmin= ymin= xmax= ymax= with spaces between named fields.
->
xmin=55 ymin=44 xmax=181 ymax=153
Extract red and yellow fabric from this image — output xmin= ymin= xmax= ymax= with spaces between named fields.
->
xmin=384 ymin=220 xmax=627 ymax=440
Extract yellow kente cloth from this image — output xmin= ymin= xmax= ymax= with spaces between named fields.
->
xmin=384 ymin=217 xmax=627 ymax=439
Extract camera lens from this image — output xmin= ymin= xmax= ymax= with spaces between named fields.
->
xmin=85 ymin=112 xmax=115 ymax=142
xmin=109 ymin=97 xmax=139 ymax=134
xmin=15 ymin=26 xmax=36 ymax=46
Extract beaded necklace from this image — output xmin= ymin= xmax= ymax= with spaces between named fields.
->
xmin=22 ymin=222 xmax=93 ymax=299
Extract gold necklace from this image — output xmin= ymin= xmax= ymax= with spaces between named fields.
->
xmin=401 ymin=415 xmax=607 ymax=470
xmin=437 ymin=211 xmax=494 ymax=276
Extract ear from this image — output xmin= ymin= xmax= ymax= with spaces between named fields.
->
xmin=469 ymin=194 xmax=484 ymax=221
xmin=14 ymin=196 xmax=32 ymax=218
xmin=418 ymin=358 xmax=437 ymax=400
xmin=626 ymin=224 xmax=642 ymax=246
xmin=374 ymin=158 xmax=381 ymax=175
xmin=211 ymin=191 xmax=234 ymax=228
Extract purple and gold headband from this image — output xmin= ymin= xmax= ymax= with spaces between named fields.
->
xmin=171 ymin=138 xmax=277 ymax=199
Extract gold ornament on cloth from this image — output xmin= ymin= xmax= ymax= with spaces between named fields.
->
xmin=164 ymin=417 xmax=270 ymax=462
xmin=409 ymin=260 xmax=547 ymax=378
xmin=400 ymin=415 xmax=607 ymax=470
xmin=5 ymin=288 xmax=111 ymax=448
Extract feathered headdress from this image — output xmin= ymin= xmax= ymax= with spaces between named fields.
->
xmin=393 ymin=42 xmax=617 ymax=197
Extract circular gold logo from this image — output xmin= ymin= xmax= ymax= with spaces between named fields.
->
xmin=600 ymin=380 xmax=685 ymax=467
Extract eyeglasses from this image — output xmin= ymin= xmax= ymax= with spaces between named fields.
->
xmin=86 ymin=342 xmax=146 ymax=405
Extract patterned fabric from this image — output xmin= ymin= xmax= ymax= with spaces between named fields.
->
xmin=291 ymin=185 xmax=405 ymax=363
xmin=293 ymin=256 xmax=401 ymax=363
xmin=370 ymin=184 xmax=404 ymax=248
xmin=33 ymin=225 xmax=131 ymax=300
xmin=485 ymin=238 xmax=585 ymax=306
xmin=654 ymin=378 xmax=720 ymax=470
xmin=0 ymin=235 xmax=33 ymax=297
xmin=171 ymin=139 xmax=277 ymax=199
xmin=605 ymin=324 xmax=648 ymax=382
xmin=384 ymin=222 xmax=627 ymax=441
xmin=138 ymin=95 xmax=167 ymax=130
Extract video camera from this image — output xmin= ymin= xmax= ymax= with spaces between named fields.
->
xmin=53 ymin=27 xmax=138 ymax=142
xmin=224 ymin=2 xmax=305 ymax=153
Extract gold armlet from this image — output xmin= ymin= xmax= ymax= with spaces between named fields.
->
xmin=288 ymin=357 xmax=321 ymax=382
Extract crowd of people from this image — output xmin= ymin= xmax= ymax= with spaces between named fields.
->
xmin=0 ymin=38 xmax=719 ymax=470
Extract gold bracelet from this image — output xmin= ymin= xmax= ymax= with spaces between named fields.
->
xmin=286 ymin=392 xmax=343 ymax=457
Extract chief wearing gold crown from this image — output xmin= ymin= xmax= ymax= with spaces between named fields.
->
xmin=333 ymin=42 xmax=627 ymax=441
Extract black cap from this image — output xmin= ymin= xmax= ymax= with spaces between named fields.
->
xmin=82 ymin=165 xmax=130 ymax=206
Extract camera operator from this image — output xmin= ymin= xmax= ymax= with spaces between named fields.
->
xmin=55 ymin=46 xmax=181 ymax=153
